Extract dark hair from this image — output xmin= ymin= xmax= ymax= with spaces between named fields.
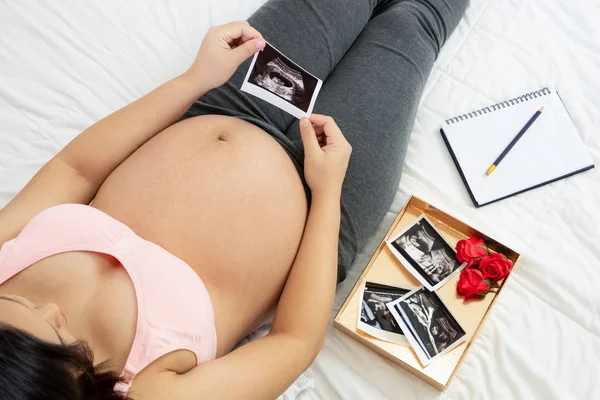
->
xmin=0 ymin=324 xmax=130 ymax=400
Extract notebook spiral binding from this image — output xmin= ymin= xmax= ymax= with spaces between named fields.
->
xmin=444 ymin=87 xmax=551 ymax=125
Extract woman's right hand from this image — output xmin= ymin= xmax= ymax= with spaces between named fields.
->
xmin=300 ymin=114 xmax=352 ymax=198
xmin=186 ymin=21 xmax=265 ymax=92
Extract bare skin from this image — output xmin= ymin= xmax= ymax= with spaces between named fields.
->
xmin=0 ymin=21 xmax=352 ymax=399
xmin=93 ymin=115 xmax=310 ymax=356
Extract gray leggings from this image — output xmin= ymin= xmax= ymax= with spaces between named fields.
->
xmin=182 ymin=0 xmax=468 ymax=281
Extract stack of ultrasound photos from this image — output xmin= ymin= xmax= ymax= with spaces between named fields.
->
xmin=358 ymin=215 xmax=468 ymax=367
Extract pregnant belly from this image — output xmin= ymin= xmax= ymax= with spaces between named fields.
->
xmin=93 ymin=115 xmax=308 ymax=351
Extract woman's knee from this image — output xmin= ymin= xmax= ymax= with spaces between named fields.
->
xmin=373 ymin=0 xmax=468 ymax=54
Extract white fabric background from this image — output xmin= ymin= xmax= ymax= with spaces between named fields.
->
xmin=1 ymin=1 xmax=599 ymax=399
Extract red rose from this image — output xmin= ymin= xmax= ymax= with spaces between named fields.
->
xmin=479 ymin=253 xmax=512 ymax=283
xmin=456 ymin=237 xmax=489 ymax=267
xmin=456 ymin=268 xmax=490 ymax=300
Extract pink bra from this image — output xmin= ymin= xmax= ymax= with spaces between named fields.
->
xmin=0 ymin=204 xmax=217 ymax=394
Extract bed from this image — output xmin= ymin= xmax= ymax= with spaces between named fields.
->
xmin=1 ymin=1 xmax=599 ymax=399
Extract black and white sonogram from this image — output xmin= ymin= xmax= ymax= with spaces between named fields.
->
xmin=241 ymin=41 xmax=322 ymax=119
xmin=387 ymin=287 xmax=466 ymax=366
xmin=387 ymin=215 xmax=466 ymax=291
xmin=357 ymin=282 xmax=414 ymax=345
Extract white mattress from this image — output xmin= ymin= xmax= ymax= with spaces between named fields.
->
xmin=1 ymin=1 xmax=599 ymax=399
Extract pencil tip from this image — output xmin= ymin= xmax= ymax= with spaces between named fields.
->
xmin=539 ymin=107 xmax=544 ymax=112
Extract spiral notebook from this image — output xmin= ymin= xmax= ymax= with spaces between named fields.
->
xmin=440 ymin=88 xmax=595 ymax=207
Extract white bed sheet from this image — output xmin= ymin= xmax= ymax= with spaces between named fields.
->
xmin=1 ymin=1 xmax=599 ymax=399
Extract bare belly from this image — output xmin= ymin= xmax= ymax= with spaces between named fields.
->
xmin=93 ymin=115 xmax=308 ymax=352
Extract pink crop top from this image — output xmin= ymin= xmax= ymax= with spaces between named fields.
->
xmin=0 ymin=204 xmax=217 ymax=394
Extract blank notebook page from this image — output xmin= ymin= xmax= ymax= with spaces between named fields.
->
xmin=442 ymin=90 xmax=594 ymax=206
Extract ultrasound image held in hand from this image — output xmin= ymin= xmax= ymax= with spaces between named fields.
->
xmin=248 ymin=43 xmax=318 ymax=112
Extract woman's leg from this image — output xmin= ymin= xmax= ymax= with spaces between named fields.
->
xmin=285 ymin=0 xmax=469 ymax=281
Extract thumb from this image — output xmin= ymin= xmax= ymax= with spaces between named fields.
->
xmin=233 ymin=38 xmax=265 ymax=64
xmin=299 ymin=118 xmax=320 ymax=154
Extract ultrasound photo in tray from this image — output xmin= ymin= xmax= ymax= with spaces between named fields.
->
xmin=241 ymin=41 xmax=322 ymax=119
xmin=357 ymin=282 xmax=414 ymax=345
xmin=387 ymin=287 xmax=467 ymax=366
xmin=387 ymin=215 xmax=466 ymax=291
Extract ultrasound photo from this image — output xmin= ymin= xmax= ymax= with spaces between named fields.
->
xmin=387 ymin=287 xmax=466 ymax=366
xmin=357 ymin=282 xmax=413 ymax=345
xmin=387 ymin=215 xmax=466 ymax=291
xmin=241 ymin=41 xmax=322 ymax=119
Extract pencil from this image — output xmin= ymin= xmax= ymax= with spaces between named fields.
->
xmin=486 ymin=107 xmax=544 ymax=175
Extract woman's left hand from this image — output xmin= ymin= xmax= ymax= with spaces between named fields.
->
xmin=186 ymin=21 xmax=265 ymax=92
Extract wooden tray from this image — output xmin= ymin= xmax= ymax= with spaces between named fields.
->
xmin=333 ymin=195 xmax=520 ymax=390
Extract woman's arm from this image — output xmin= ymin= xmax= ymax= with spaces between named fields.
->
xmin=59 ymin=73 xmax=207 ymax=187
xmin=0 ymin=22 xmax=264 ymax=246
xmin=140 ymin=116 xmax=352 ymax=400
xmin=58 ymin=21 xmax=266 ymax=187
xmin=270 ymin=116 xmax=350 ymax=354
xmin=0 ymin=73 xmax=206 ymax=245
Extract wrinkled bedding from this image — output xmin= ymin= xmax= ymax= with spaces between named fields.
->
xmin=1 ymin=1 xmax=599 ymax=399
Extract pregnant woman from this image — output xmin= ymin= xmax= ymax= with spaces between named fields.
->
xmin=0 ymin=0 xmax=467 ymax=399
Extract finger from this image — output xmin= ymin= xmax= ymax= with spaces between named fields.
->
xmin=308 ymin=114 xmax=334 ymax=125
xmin=241 ymin=27 xmax=262 ymax=42
xmin=309 ymin=114 xmax=344 ymax=141
xmin=316 ymin=130 xmax=326 ymax=144
xmin=240 ymin=25 xmax=262 ymax=42
xmin=299 ymin=118 xmax=321 ymax=154
xmin=310 ymin=122 xmax=324 ymax=136
xmin=232 ymin=38 xmax=266 ymax=64
xmin=222 ymin=22 xmax=262 ymax=44
xmin=309 ymin=114 xmax=338 ymax=131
